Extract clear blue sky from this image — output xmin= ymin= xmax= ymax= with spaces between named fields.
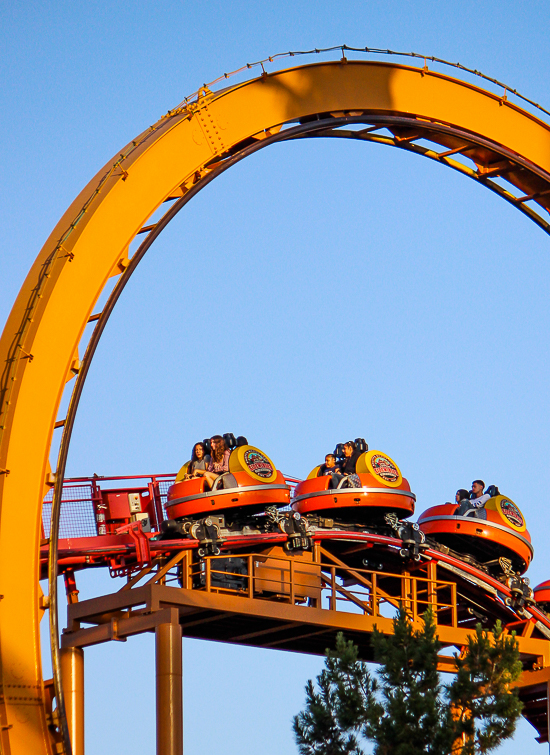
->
xmin=2 ymin=1 xmax=550 ymax=753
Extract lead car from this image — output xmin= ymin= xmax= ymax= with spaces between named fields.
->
xmin=163 ymin=436 xmax=290 ymax=528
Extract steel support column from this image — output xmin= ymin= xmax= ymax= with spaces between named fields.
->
xmin=60 ymin=647 xmax=84 ymax=755
xmin=156 ymin=618 xmax=183 ymax=755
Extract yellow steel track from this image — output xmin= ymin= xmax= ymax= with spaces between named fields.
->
xmin=1 ymin=60 xmax=550 ymax=755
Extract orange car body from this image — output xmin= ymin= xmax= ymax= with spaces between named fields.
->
xmin=166 ymin=465 xmax=290 ymax=519
xmin=418 ymin=496 xmax=532 ymax=573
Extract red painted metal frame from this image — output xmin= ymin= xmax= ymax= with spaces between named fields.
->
xmin=39 ymin=472 xmax=301 ymax=578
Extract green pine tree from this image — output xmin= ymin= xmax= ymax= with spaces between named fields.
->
xmin=449 ymin=620 xmax=523 ymax=754
xmin=293 ymin=608 xmax=522 ymax=755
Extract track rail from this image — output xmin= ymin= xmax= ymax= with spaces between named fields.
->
xmin=40 ymin=471 xmax=550 ymax=742
xmin=51 ymin=526 xmax=550 ymax=742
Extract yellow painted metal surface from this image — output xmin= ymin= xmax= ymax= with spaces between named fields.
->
xmin=1 ymin=60 xmax=550 ymax=754
xmin=60 ymin=648 xmax=84 ymax=755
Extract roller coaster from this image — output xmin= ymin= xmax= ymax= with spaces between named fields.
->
xmin=41 ymin=438 xmax=550 ymax=752
xmin=2 ymin=49 xmax=550 ymax=755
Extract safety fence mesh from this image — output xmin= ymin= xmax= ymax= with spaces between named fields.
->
xmin=41 ymin=474 xmax=300 ymax=538
xmin=42 ymin=485 xmax=97 ymax=539
xmin=156 ymin=479 xmax=173 ymax=519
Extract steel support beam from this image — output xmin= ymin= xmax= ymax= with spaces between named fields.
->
xmin=60 ymin=647 xmax=84 ymax=755
xmin=61 ymin=582 xmax=550 ymax=666
xmin=156 ymin=614 xmax=182 ymax=755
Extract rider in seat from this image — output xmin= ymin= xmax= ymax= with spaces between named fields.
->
xmin=318 ymin=454 xmax=341 ymax=477
xmin=456 ymin=480 xmax=490 ymax=517
xmin=203 ymin=435 xmax=231 ymax=490
xmin=328 ymin=441 xmax=362 ymax=489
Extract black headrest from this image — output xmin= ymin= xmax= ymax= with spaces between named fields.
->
xmin=334 ymin=443 xmax=345 ymax=459
xmin=202 ymin=438 xmax=212 ymax=455
xmin=236 ymin=435 xmax=248 ymax=447
xmin=486 ymin=484 xmax=500 ymax=498
xmin=354 ymin=438 xmax=368 ymax=454
xmin=223 ymin=433 xmax=237 ymax=449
